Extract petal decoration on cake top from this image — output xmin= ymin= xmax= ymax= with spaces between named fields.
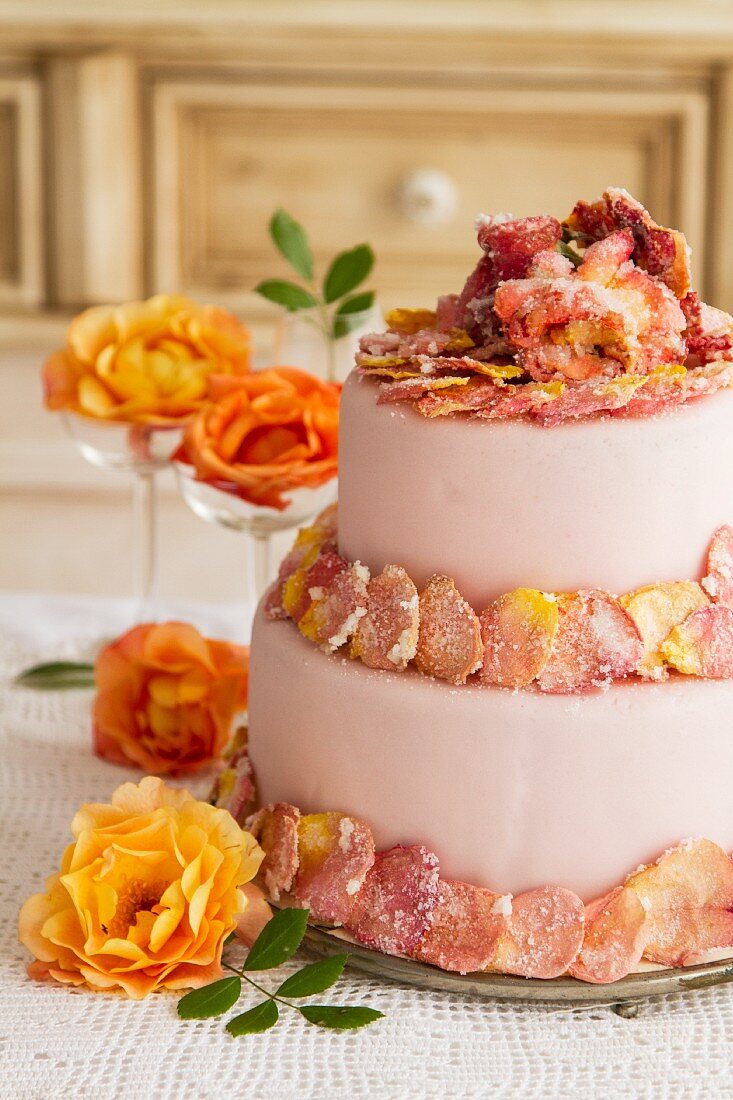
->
xmin=293 ymin=812 xmax=375 ymax=926
xmin=486 ymin=886 xmax=585 ymax=980
xmin=350 ymin=565 xmax=420 ymax=671
xmin=702 ymin=525 xmax=733 ymax=608
xmin=619 ymin=581 xmax=710 ymax=681
xmin=414 ymin=575 xmax=484 ymax=685
xmin=412 ymin=879 xmax=508 ymax=974
xmin=246 ymin=803 xmax=301 ymax=903
xmin=345 ymin=844 xmax=440 ymax=955
xmin=625 ymin=839 xmax=733 ymax=967
xmin=659 ymin=604 xmax=733 ymax=679
xmin=568 ymin=886 xmax=649 ymax=984
xmin=479 ymin=588 xmax=559 ymax=689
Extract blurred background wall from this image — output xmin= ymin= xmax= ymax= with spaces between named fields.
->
xmin=2 ymin=0 xmax=733 ymax=603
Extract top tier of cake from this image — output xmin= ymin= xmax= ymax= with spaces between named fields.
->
xmin=339 ymin=372 xmax=733 ymax=609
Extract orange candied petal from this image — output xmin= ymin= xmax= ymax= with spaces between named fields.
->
xmin=479 ymin=588 xmax=558 ymax=688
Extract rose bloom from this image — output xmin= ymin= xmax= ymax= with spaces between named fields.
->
xmin=179 ymin=367 xmax=340 ymax=509
xmin=18 ymin=776 xmax=264 ymax=998
xmin=93 ymin=622 xmax=248 ymax=776
xmin=43 ymin=294 xmax=251 ymax=424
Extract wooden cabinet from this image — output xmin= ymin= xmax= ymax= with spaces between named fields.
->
xmin=2 ymin=2 xmax=733 ymax=598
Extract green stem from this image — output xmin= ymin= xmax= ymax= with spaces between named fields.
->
xmin=222 ymin=960 xmax=298 ymax=1012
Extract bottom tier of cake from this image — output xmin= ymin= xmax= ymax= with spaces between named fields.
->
xmin=248 ymin=607 xmax=733 ymax=902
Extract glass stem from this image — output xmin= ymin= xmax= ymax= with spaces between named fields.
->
xmin=245 ymin=532 xmax=272 ymax=616
xmin=132 ymin=469 xmax=158 ymax=621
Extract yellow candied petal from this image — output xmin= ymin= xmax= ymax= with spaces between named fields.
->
xmin=384 ymin=308 xmax=438 ymax=334
xmin=659 ymin=621 xmax=704 ymax=675
xmin=444 ymin=328 xmax=475 ymax=352
xmin=620 ymin=581 xmax=709 ymax=679
xmin=282 ymin=543 xmax=321 ymax=617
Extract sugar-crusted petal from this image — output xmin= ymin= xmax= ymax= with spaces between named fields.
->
xmin=488 ymin=886 xmax=585 ymax=979
xmin=345 ymin=845 xmax=440 ymax=955
xmin=660 ymin=604 xmax=733 ymax=678
xmin=619 ymin=582 xmax=710 ymax=681
xmin=414 ymin=575 xmax=483 ymax=684
xmin=702 ymin=525 xmax=733 ymax=608
xmin=351 ymin=565 xmax=420 ymax=671
xmin=413 ymin=879 xmax=507 ymax=973
xmin=568 ymin=886 xmax=648 ymax=984
xmin=536 ymin=590 xmax=643 ymax=694
xmin=479 ymin=588 xmax=559 ymax=688
xmin=293 ymin=812 xmax=375 ymax=925
xmin=247 ymin=803 xmax=300 ymax=903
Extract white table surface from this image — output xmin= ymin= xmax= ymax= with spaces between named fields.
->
xmin=2 ymin=591 xmax=733 ymax=1100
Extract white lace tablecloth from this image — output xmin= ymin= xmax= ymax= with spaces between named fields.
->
xmin=2 ymin=592 xmax=733 ymax=1099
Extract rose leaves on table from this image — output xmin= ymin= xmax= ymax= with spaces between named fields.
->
xmin=177 ymin=906 xmax=384 ymax=1036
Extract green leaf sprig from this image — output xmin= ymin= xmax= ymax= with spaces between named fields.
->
xmin=14 ymin=661 xmax=95 ymax=690
xmin=177 ymin=907 xmax=384 ymax=1037
xmin=255 ymin=209 xmax=376 ymax=375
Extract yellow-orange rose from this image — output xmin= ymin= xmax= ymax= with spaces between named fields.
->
xmin=179 ymin=367 xmax=340 ymax=509
xmin=18 ymin=776 xmax=264 ymax=998
xmin=93 ymin=622 xmax=249 ymax=776
xmin=43 ymin=294 xmax=252 ymax=425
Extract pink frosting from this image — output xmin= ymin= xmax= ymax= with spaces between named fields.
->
xmin=338 ymin=372 xmax=733 ymax=610
xmin=249 ymin=609 xmax=733 ymax=902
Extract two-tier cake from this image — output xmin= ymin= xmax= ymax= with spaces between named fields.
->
xmin=223 ymin=189 xmax=733 ymax=983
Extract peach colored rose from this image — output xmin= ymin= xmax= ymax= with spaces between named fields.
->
xmin=18 ymin=776 xmax=264 ymax=998
xmin=93 ymin=622 xmax=248 ymax=775
xmin=179 ymin=368 xmax=340 ymax=509
xmin=43 ymin=295 xmax=251 ymax=425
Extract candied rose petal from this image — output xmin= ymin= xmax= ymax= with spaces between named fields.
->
xmin=568 ymin=886 xmax=648 ymax=984
xmin=660 ymin=604 xmax=733 ymax=678
xmin=377 ymin=376 xmax=472 ymax=405
xmin=293 ymin=812 xmax=375 ymax=925
xmin=351 ymin=565 xmax=420 ymax=671
xmin=210 ymin=755 xmax=256 ymax=825
xmin=413 ymin=879 xmax=507 ymax=973
xmin=247 ymin=802 xmax=300 ymax=902
xmin=620 ymin=581 xmax=710 ymax=681
xmin=702 ymin=525 xmax=733 ymax=608
xmin=282 ymin=546 xmax=345 ymax=624
xmin=489 ymin=886 xmax=585 ymax=979
xmin=537 ymin=590 xmax=643 ymax=694
xmin=384 ymin=308 xmax=438 ymax=334
xmin=577 ymin=230 xmax=635 ymax=286
xmin=625 ymin=839 xmax=733 ymax=967
xmin=414 ymin=575 xmax=483 ymax=684
xmin=299 ymin=561 xmax=370 ymax=651
xmin=681 ymin=292 xmax=733 ymax=365
xmin=436 ymin=294 xmax=460 ymax=330
xmin=478 ymin=215 xmax=563 ymax=268
xmin=345 ymin=844 xmax=440 ymax=955
xmin=479 ymin=588 xmax=559 ymax=688
xmin=264 ymin=522 xmax=330 ymax=620
xmin=611 ymin=364 xmax=688 ymax=419
xmin=418 ymin=377 xmax=505 ymax=418
xmin=235 ymin=883 xmax=273 ymax=949
xmin=534 ymin=375 xmax=647 ymax=426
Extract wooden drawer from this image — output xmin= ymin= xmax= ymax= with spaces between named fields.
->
xmin=149 ymin=75 xmax=709 ymax=310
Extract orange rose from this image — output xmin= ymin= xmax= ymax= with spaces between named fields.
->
xmin=43 ymin=294 xmax=251 ymax=425
xmin=93 ymin=622 xmax=248 ymax=775
xmin=180 ymin=367 xmax=340 ymax=509
xmin=18 ymin=776 xmax=264 ymax=998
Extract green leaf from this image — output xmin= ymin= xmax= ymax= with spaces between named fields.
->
xmin=332 ymin=291 xmax=375 ymax=339
xmin=323 ymin=245 xmax=374 ymax=303
xmin=556 ymin=240 xmax=583 ymax=269
xmin=299 ymin=1005 xmax=385 ymax=1031
xmin=254 ymin=280 xmax=318 ymax=312
xmin=177 ymin=975 xmax=241 ymax=1019
xmin=226 ymin=999 xmax=279 ymax=1036
xmin=14 ymin=661 xmax=95 ymax=690
xmin=269 ymin=209 xmax=314 ymax=282
xmin=276 ymin=954 xmax=348 ymax=998
xmin=243 ymin=907 xmax=309 ymax=972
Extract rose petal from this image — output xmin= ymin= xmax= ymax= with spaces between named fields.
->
xmin=702 ymin=525 xmax=733 ymax=608
xmin=351 ymin=565 xmax=419 ymax=671
xmin=625 ymin=839 xmax=733 ymax=967
xmin=619 ymin=582 xmax=710 ymax=681
xmin=488 ymin=886 xmax=585 ymax=979
xmin=479 ymin=588 xmax=559 ymax=688
xmin=660 ymin=604 xmax=733 ymax=678
xmin=247 ymin=803 xmax=300 ymax=902
xmin=537 ymin=591 xmax=643 ymax=694
xmin=413 ymin=879 xmax=507 ymax=973
xmin=298 ymin=562 xmax=370 ymax=651
xmin=293 ymin=812 xmax=375 ymax=925
xmin=568 ymin=886 xmax=648 ymax=984
xmin=235 ymin=883 xmax=273 ymax=949
xmin=345 ymin=845 xmax=440 ymax=955
xmin=414 ymin=575 xmax=483 ymax=684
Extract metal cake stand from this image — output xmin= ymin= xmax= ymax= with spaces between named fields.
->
xmin=302 ymin=924 xmax=733 ymax=1017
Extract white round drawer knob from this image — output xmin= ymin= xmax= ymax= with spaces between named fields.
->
xmin=399 ymin=168 xmax=458 ymax=228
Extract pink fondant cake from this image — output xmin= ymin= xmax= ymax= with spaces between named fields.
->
xmin=235 ymin=189 xmax=733 ymax=983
